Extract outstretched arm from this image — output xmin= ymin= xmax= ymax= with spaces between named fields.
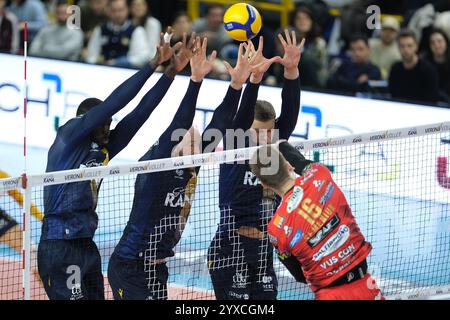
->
xmin=231 ymin=37 xmax=282 ymax=131
xmin=107 ymin=29 xmax=189 ymax=158
xmin=140 ymin=35 xmax=209 ymax=161
xmin=275 ymin=30 xmax=304 ymax=140
xmin=202 ymin=42 xmax=262 ymax=153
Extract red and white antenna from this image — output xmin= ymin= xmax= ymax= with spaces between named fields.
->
xmin=22 ymin=21 xmax=31 ymax=301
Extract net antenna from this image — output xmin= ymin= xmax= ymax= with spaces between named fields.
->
xmin=22 ymin=21 xmax=31 ymax=300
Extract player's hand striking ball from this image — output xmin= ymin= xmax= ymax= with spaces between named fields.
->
xmin=190 ymin=37 xmax=217 ymax=83
xmin=246 ymin=36 xmax=282 ymax=83
xmin=150 ymin=26 xmax=183 ymax=68
xmin=278 ymin=29 xmax=305 ymax=79
xmin=223 ymin=43 xmax=253 ymax=90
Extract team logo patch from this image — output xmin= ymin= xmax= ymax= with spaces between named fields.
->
xmin=287 ymin=186 xmax=303 ymax=213
xmin=312 ymin=225 xmax=350 ymax=262
xmin=289 ymin=229 xmax=303 ymax=248
xmin=283 ymin=225 xmax=293 ymax=237
xmin=307 ymin=215 xmax=341 ymax=248
xmin=273 ymin=215 xmax=284 ymax=228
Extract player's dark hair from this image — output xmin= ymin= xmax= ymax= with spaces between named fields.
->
xmin=397 ymin=29 xmax=417 ymax=43
xmin=349 ymin=34 xmax=369 ymax=47
xmin=254 ymin=100 xmax=276 ymax=122
xmin=76 ymin=98 xmax=103 ymax=116
xmin=250 ymin=145 xmax=291 ymax=191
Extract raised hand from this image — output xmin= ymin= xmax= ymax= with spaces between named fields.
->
xmin=223 ymin=43 xmax=252 ymax=90
xmin=246 ymin=36 xmax=282 ymax=83
xmin=278 ymin=29 xmax=305 ymax=79
xmin=171 ymin=32 xmax=197 ymax=72
xmin=190 ymin=37 xmax=217 ymax=82
xmin=150 ymin=26 xmax=183 ymax=68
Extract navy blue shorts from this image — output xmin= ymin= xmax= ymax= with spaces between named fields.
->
xmin=108 ymin=253 xmax=168 ymax=300
xmin=37 ymin=239 xmax=104 ymax=300
xmin=207 ymin=233 xmax=278 ymax=300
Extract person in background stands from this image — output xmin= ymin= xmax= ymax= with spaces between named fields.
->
xmin=422 ymin=28 xmax=450 ymax=104
xmin=369 ymin=17 xmax=402 ymax=80
xmin=8 ymin=0 xmax=48 ymax=47
xmin=327 ymin=35 xmax=382 ymax=95
xmin=193 ymin=4 xmax=231 ymax=55
xmin=389 ymin=29 xmax=439 ymax=104
xmin=0 ymin=0 xmax=18 ymax=53
xmin=80 ymin=0 xmax=108 ymax=46
xmin=130 ymin=0 xmax=161 ymax=60
xmin=30 ymin=0 xmax=83 ymax=61
xmin=86 ymin=0 xmax=150 ymax=68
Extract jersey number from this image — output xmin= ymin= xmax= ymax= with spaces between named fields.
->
xmin=297 ymin=198 xmax=322 ymax=225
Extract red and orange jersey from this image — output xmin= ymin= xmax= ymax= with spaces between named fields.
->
xmin=268 ymin=163 xmax=372 ymax=292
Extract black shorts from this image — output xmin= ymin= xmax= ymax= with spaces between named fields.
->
xmin=0 ymin=208 xmax=18 ymax=238
xmin=37 ymin=238 xmax=105 ymax=300
xmin=207 ymin=233 xmax=278 ymax=300
xmin=107 ymin=253 xmax=168 ymax=300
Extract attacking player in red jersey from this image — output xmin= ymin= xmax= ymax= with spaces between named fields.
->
xmin=249 ymin=141 xmax=384 ymax=300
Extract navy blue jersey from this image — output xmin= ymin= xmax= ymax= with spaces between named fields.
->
xmin=218 ymin=77 xmax=301 ymax=233
xmin=115 ymin=83 xmax=242 ymax=261
xmin=42 ymin=66 xmax=174 ymax=240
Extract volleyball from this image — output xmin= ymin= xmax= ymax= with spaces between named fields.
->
xmin=223 ymin=3 xmax=262 ymax=42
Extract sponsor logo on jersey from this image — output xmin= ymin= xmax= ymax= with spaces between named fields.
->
xmin=284 ymin=225 xmax=293 ymax=237
xmin=319 ymin=183 xmax=335 ymax=206
xmin=175 ymin=169 xmax=184 ymax=179
xmin=164 ymin=187 xmax=192 ymax=207
xmin=276 ymin=250 xmax=291 ymax=260
xmin=313 ymin=180 xmax=324 ymax=190
xmin=289 ymin=229 xmax=303 ymax=248
xmin=307 ymin=215 xmax=340 ymax=248
xmin=268 ymin=233 xmax=278 ymax=245
xmin=286 ymin=186 xmax=303 ymax=213
xmin=312 ymin=225 xmax=350 ymax=262
xmin=243 ymin=171 xmax=261 ymax=186
xmin=319 ymin=243 xmax=356 ymax=269
xmin=273 ymin=215 xmax=284 ymax=228
xmin=232 ymin=272 xmax=248 ymax=289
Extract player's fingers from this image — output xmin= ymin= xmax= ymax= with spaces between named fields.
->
xmin=182 ymin=32 xmax=187 ymax=47
xmin=223 ymin=60 xmax=233 ymax=74
xmin=189 ymin=32 xmax=196 ymax=49
xmin=159 ymin=32 xmax=164 ymax=45
xmin=237 ymin=43 xmax=244 ymax=63
xmin=173 ymin=41 xmax=183 ymax=52
xmin=258 ymin=36 xmax=264 ymax=53
xmin=284 ymin=29 xmax=292 ymax=46
xmin=292 ymin=30 xmax=297 ymax=46
xmin=277 ymin=33 xmax=287 ymax=48
xmin=201 ymin=37 xmax=208 ymax=55
xmin=209 ymin=50 xmax=217 ymax=62
xmin=298 ymin=38 xmax=306 ymax=50
xmin=269 ymin=56 xmax=282 ymax=64
xmin=244 ymin=43 xmax=251 ymax=61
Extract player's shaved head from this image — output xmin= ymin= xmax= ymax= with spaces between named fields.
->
xmin=76 ymin=98 xmax=103 ymax=116
xmin=255 ymin=100 xmax=276 ymax=122
xmin=250 ymin=145 xmax=292 ymax=192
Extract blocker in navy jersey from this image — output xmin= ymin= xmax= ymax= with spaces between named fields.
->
xmin=208 ymin=75 xmax=301 ymax=300
xmin=39 ymin=63 xmax=175 ymax=300
xmin=109 ymin=79 xmax=243 ymax=299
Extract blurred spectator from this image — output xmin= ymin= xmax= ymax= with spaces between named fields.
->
xmin=80 ymin=0 xmax=108 ymax=46
xmin=328 ymin=35 xmax=382 ymax=94
xmin=369 ymin=17 xmax=402 ymax=79
xmin=86 ymin=0 xmax=150 ymax=68
xmin=423 ymin=29 xmax=450 ymax=103
xmin=8 ymin=0 xmax=48 ymax=46
xmin=171 ymin=11 xmax=192 ymax=44
xmin=389 ymin=29 xmax=439 ymax=104
xmin=0 ymin=0 xmax=19 ymax=53
xmin=130 ymin=0 xmax=161 ymax=60
xmin=283 ymin=6 xmax=328 ymax=88
xmin=30 ymin=0 xmax=83 ymax=61
xmin=193 ymin=4 xmax=231 ymax=55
